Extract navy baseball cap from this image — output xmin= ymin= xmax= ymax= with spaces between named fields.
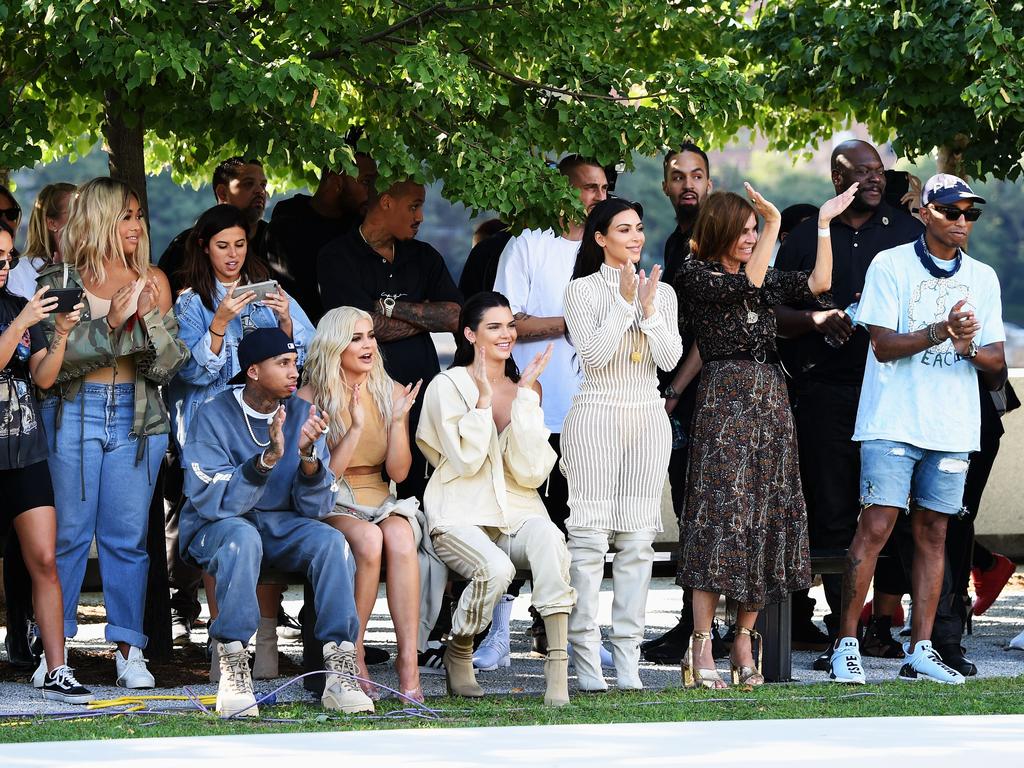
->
xmin=228 ymin=328 xmax=296 ymax=385
xmin=921 ymin=174 xmax=986 ymax=207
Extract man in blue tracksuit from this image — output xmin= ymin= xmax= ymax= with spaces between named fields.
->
xmin=179 ymin=327 xmax=372 ymax=716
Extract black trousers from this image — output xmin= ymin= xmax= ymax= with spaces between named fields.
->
xmin=541 ymin=433 xmax=570 ymax=533
xmin=162 ymin=456 xmax=203 ymax=625
xmin=791 ymin=379 xmax=909 ymax=621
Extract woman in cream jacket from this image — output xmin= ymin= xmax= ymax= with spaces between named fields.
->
xmin=416 ymin=291 xmax=576 ymax=706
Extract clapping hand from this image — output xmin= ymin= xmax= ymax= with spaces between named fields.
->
xmin=263 ymin=405 xmax=286 ymax=467
xmin=298 ymin=403 xmax=329 ymax=456
xmin=392 ymin=379 xmax=423 ymax=424
xmin=945 ymin=299 xmax=980 ymax=355
xmin=818 ymin=182 xmax=859 ymax=227
xmin=349 ymin=382 xmax=366 ymax=430
xmin=619 ymin=261 xmax=638 ymax=304
xmin=744 ymin=182 xmax=781 ymax=224
xmin=518 ymin=343 xmax=553 ymax=390
xmin=106 ymin=282 xmax=137 ymax=330
xmin=136 ymin=273 xmax=162 ymax=318
xmin=470 ymin=344 xmax=493 ymax=408
xmin=638 ymin=264 xmax=662 ymax=316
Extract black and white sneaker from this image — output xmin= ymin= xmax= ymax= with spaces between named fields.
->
xmin=417 ymin=644 xmax=446 ymax=676
xmin=41 ymin=665 xmax=94 ymax=704
xmin=897 ymin=640 xmax=965 ymax=684
xmin=829 ymin=636 xmax=866 ymax=684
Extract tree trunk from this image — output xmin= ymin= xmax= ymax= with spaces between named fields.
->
xmin=936 ymin=134 xmax=971 ymax=178
xmin=102 ymin=90 xmax=148 ymax=211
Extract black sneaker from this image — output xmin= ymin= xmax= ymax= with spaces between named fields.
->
xmin=641 ymin=615 xmax=692 ymax=664
xmin=934 ymin=643 xmax=978 ymax=677
xmin=277 ymin=607 xmax=302 ymax=640
xmin=41 ymin=665 xmax=94 ymax=704
xmin=529 ymin=607 xmax=547 ymax=656
xmin=860 ymin=616 xmax=905 ymax=658
xmin=791 ymin=619 xmax=830 ymax=651
xmin=417 ymin=645 xmax=446 ymax=676
xmin=812 ymin=646 xmax=833 ymax=671
xmin=364 ymin=645 xmax=390 ymax=665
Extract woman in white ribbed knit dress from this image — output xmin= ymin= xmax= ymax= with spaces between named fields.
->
xmin=561 ymin=198 xmax=683 ymax=691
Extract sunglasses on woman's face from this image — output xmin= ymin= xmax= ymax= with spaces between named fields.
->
xmin=0 ymin=255 xmax=20 ymax=269
xmin=0 ymin=207 xmax=21 ymax=222
xmin=929 ymin=204 xmax=982 ymax=222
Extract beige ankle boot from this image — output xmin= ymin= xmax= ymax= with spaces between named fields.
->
xmin=543 ymin=612 xmax=570 ymax=707
xmin=252 ymin=616 xmax=279 ymax=679
xmin=444 ymin=634 xmax=484 ymax=698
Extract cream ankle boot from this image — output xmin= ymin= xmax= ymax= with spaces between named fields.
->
xmin=444 ymin=634 xmax=484 ymax=697
xmin=543 ymin=612 xmax=570 ymax=707
xmin=252 ymin=616 xmax=279 ymax=679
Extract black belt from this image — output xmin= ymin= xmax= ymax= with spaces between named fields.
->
xmin=704 ymin=350 xmax=780 ymax=365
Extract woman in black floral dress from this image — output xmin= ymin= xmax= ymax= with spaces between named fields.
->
xmin=675 ymin=182 xmax=856 ymax=688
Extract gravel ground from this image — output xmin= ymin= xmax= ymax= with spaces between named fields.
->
xmin=2 ymin=573 xmax=1023 ymax=716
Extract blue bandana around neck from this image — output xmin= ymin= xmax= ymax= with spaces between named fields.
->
xmin=914 ymin=235 xmax=962 ymax=279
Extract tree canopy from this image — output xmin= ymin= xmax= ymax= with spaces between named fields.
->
xmin=1 ymin=0 xmax=757 ymax=226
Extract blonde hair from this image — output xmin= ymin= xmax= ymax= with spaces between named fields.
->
xmin=303 ymin=306 xmax=393 ymax=444
xmin=61 ymin=177 xmax=149 ymax=284
xmin=25 ymin=183 xmax=76 ymax=267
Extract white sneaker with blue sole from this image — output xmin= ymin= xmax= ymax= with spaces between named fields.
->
xmin=829 ymin=636 xmax=866 ymax=684
xmin=898 ymin=640 xmax=965 ymax=684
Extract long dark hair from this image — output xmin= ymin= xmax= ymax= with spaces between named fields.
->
xmin=450 ymin=291 xmax=520 ymax=382
xmin=177 ymin=204 xmax=269 ymax=310
xmin=0 ymin=218 xmax=16 ymax=299
xmin=571 ymin=197 xmax=644 ymax=280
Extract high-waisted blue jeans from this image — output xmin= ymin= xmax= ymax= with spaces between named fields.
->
xmin=42 ymin=383 xmax=166 ymax=648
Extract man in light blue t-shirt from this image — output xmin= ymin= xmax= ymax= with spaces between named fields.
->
xmin=829 ymin=174 xmax=1008 ymax=685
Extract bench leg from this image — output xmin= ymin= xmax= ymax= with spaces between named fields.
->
xmin=755 ymin=598 xmax=792 ymax=683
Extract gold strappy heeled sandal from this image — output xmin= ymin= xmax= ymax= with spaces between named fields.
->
xmin=682 ymin=630 xmax=728 ymax=689
xmin=730 ymin=626 xmax=765 ymax=687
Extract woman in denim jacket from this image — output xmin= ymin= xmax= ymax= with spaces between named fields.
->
xmin=169 ymin=203 xmax=313 ymax=679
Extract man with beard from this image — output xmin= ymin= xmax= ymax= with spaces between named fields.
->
xmin=775 ymin=140 xmax=922 ymax=667
xmin=267 ymin=153 xmax=379 ymax=324
xmin=641 ymin=144 xmax=712 ymax=664
xmin=159 ymin=157 xmax=269 ymax=296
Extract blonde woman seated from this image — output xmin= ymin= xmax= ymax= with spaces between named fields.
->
xmin=298 ymin=306 xmax=423 ymax=702
xmin=416 ymin=291 xmax=576 ymax=706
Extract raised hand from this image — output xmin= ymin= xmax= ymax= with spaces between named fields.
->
xmin=298 ymin=403 xmax=329 ymax=455
xmin=744 ymin=182 xmax=781 ymax=224
xmin=54 ymin=301 xmax=85 ymax=334
xmin=263 ymin=405 xmax=286 ymax=466
xmin=470 ymin=344 xmax=493 ymax=407
xmin=136 ymin=273 xmax=162 ymax=318
xmin=106 ymin=282 xmax=138 ymax=330
xmin=818 ymin=182 xmax=859 ymax=227
xmin=348 ymin=382 xmax=366 ymax=431
xmin=619 ymin=261 xmax=638 ymax=304
xmin=518 ymin=343 xmax=553 ymax=390
xmin=392 ymin=379 xmax=423 ymax=423
xmin=638 ymin=264 xmax=662 ymax=315
xmin=16 ymin=287 xmax=59 ymax=330
xmin=212 ymin=282 xmax=256 ymax=334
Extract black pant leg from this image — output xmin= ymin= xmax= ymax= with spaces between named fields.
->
xmin=540 ymin=433 xmax=570 ymax=534
xmin=2 ymin=531 xmax=35 ymax=666
xmin=163 ymin=459 xmax=203 ymax=624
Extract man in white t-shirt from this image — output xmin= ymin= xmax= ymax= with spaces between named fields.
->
xmin=830 ymin=174 xmax=1007 ymax=685
xmin=483 ymin=156 xmax=607 ymax=663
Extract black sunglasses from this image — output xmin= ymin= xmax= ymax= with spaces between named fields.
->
xmin=929 ymin=204 xmax=982 ymax=222
xmin=0 ymin=255 xmax=20 ymax=270
xmin=0 ymin=206 xmax=21 ymax=222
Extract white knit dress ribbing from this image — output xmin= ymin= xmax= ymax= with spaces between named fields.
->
xmin=559 ymin=263 xmax=683 ymax=532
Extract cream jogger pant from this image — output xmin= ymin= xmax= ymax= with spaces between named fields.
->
xmin=567 ymin=526 xmax=656 ymax=691
xmin=431 ymin=517 xmax=576 ymax=637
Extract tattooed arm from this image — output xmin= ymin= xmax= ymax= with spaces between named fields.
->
xmin=373 ymin=300 xmax=460 ymax=342
xmin=513 ymin=312 xmax=566 ymax=340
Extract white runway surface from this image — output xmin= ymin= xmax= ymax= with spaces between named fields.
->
xmin=3 ymin=715 xmax=1024 ymax=767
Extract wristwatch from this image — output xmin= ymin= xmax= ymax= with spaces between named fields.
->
xmin=379 ymin=293 xmax=406 ymax=318
xmin=299 ymin=445 xmax=319 ymax=463
xmin=664 ymin=385 xmax=680 ymax=400
xmin=965 ymin=341 xmax=979 ymax=360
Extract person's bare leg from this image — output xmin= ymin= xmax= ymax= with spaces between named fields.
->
xmin=256 ymin=584 xmax=285 ymax=619
xmin=690 ymin=589 xmax=720 ymax=671
xmin=327 ymin=516 xmax=383 ymax=689
xmin=13 ymin=507 xmax=64 ymax=671
xmin=731 ymin=608 xmax=759 ymax=669
xmin=908 ymin=507 xmax=949 ymax=646
xmin=380 ymin=516 xmax=421 ymax=694
xmin=873 ymin=592 xmax=904 ymax=617
xmin=838 ymin=506 xmax=900 ymax=639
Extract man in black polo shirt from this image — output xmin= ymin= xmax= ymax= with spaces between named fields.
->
xmin=317 ymin=179 xmax=462 ymax=500
xmin=266 ymin=153 xmax=379 ymax=324
xmin=775 ymin=139 xmax=922 ymax=668
xmin=158 ymin=157 xmax=270 ymax=296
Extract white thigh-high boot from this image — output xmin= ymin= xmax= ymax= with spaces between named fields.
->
xmin=473 ymin=594 xmax=515 ymax=670
xmin=608 ymin=530 xmax=655 ymax=690
xmin=567 ymin=527 xmax=610 ymax=692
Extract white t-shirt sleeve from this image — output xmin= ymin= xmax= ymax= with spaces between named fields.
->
xmin=855 ymin=253 xmax=901 ymax=332
xmin=973 ymin=267 xmax=1005 ymax=347
xmin=493 ymin=234 xmax=530 ymax=314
